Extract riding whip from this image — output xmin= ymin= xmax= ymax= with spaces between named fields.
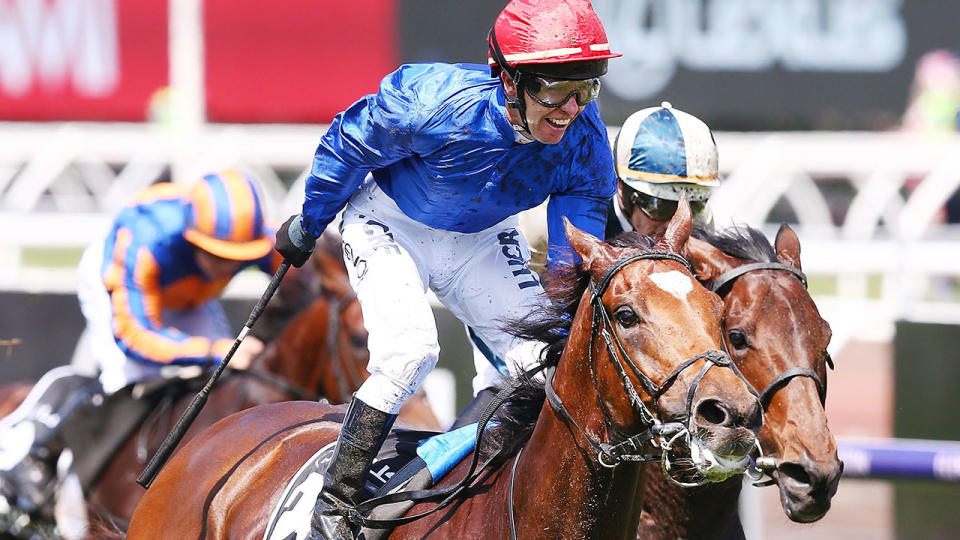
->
xmin=137 ymin=260 xmax=291 ymax=489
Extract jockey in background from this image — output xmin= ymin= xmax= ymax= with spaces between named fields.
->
xmin=606 ymin=101 xmax=720 ymax=239
xmin=460 ymin=102 xmax=723 ymax=429
xmin=273 ymin=0 xmax=621 ymax=536
xmin=0 ymin=169 xmax=280 ymax=514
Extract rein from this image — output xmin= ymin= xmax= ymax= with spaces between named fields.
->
xmin=545 ymin=250 xmax=757 ymax=486
xmin=342 ymin=365 xmax=546 ymax=530
xmin=233 ymin=369 xmax=319 ymax=401
xmin=231 ymin=291 xmax=360 ymax=403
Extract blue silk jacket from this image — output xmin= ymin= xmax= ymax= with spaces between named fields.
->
xmin=301 ymin=63 xmax=616 ymax=269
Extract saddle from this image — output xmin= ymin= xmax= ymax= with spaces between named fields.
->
xmin=264 ymin=423 xmax=479 ymax=540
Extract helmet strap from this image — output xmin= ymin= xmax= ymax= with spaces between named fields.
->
xmin=489 ymin=28 xmax=532 ymax=137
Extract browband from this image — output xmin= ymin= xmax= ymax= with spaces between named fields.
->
xmin=710 ymin=262 xmax=807 ymax=294
xmin=591 ymin=250 xmax=693 ymax=302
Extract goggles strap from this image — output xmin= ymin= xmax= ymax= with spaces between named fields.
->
xmin=490 ymin=29 xmax=540 ymax=139
xmin=488 ymin=29 xmax=532 ymax=136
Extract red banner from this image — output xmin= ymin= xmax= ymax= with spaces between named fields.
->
xmin=204 ymin=0 xmax=398 ymax=123
xmin=0 ymin=0 xmax=398 ymax=123
xmin=0 ymin=0 xmax=168 ymax=121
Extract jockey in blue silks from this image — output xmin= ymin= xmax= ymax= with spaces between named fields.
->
xmin=274 ymin=1 xmax=621 ymax=537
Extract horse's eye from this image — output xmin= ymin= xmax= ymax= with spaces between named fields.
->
xmin=728 ymin=329 xmax=749 ymax=350
xmin=615 ymin=308 xmax=639 ymax=328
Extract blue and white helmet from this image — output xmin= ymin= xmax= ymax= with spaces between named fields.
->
xmin=614 ymin=102 xmax=719 ymax=202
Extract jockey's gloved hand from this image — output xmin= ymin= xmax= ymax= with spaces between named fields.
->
xmin=276 ymin=214 xmax=316 ymax=268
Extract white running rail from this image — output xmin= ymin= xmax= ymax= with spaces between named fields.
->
xmin=2 ymin=123 xmax=960 ymax=349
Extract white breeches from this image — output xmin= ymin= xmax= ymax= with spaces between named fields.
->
xmin=341 ymin=180 xmax=547 ymax=414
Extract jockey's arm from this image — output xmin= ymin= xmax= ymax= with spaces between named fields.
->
xmin=103 ymin=243 xmax=230 ymax=367
xmin=300 ymin=68 xmax=429 ymax=238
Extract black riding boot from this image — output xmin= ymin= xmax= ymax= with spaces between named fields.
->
xmin=310 ymin=397 xmax=397 ymax=539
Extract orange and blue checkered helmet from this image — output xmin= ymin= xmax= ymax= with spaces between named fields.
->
xmin=183 ymin=169 xmax=272 ymax=261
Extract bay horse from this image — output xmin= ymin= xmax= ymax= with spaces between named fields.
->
xmin=629 ymin=224 xmax=842 ymax=539
xmin=127 ymin=202 xmax=764 ymax=539
xmin=0 ymin=235 xmax=440 ymax=537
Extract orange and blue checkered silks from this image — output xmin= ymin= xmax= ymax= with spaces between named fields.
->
xmin=100 ymin=180 xmax=281 ymax=366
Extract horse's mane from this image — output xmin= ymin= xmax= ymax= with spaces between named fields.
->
xmin=692 ymin=224 xmax=777 ymax=264
xmin=480 ymin=233 xmax=658 ymax=461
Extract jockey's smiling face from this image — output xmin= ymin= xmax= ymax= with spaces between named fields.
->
xmin=501 ymin=74 xmax=585 ymax=145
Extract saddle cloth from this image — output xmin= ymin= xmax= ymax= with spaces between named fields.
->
xmin=264 ymin=422 xmax=479 ymax=540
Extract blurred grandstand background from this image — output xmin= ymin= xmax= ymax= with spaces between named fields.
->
xmin=1 ymin=1 xmax=959 ymax=538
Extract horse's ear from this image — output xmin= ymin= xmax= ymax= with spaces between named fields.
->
xmin=775 ymin=223 xmax=802 ymax=270
xmin=656 ymin=196 xmax=692 ymax=253
xmin=685 ymin=236 xmax=739 ymax=283
xmin=563 ymin=218 xmax=617 ymax=277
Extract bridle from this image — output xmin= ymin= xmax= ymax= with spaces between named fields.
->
xmin=708 ymin=261 xmax=831 ymax=408
xmin=708 ymin=260 xmax=834 ymax=481
xmin=542 ymin=250 xmax=758 ymax=486
xmin=341 ymin=250 xmax=760 ymax=534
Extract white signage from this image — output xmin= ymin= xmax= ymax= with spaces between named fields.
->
xmin=0 ymin=0 xmax=118 ymax=96
xmin=595 ymin=0 xmax=908 ymax=101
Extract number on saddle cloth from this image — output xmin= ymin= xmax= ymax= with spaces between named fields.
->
xmin=263 ymin=424 xmax=479 ymax=540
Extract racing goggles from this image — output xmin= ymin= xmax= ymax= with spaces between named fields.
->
xmin=632 ymin=191 xmax=706 ymax=222
xmin=524 ymin=76 xmax=602 ymax=108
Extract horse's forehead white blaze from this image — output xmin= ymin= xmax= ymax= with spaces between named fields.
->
xmin=649 ymin=271 xmax=694 ymax=301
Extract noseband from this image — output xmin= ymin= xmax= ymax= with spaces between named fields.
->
xmin=708 ymin=261 xmax=831 ymax=407
xmin=544 ymin=250 xmax=757 ymax=485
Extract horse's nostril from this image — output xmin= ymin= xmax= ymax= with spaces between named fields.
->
xmin=695 ymin=398 xmax=729 ymax=426
xmin=778 ymin=462 xmax=813 ymax=487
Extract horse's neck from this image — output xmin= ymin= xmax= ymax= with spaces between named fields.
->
xmin=639 ymin=469 xmax=745 ymax=540
xmin=511 ymin=331 xmax=646 ymax=539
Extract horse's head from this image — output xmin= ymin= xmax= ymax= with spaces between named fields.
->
xmin=560 ymin=200 xmax=761 ymax=485
xmin=687 ymin=224 xmax=842 ymax=522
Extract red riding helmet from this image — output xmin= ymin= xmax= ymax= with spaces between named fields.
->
xmin=488 ymin=0 xmax=621 ymax=81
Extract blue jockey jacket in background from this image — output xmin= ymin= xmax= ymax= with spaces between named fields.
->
xmin=301 ymin=62 xmax=616 ymax=269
